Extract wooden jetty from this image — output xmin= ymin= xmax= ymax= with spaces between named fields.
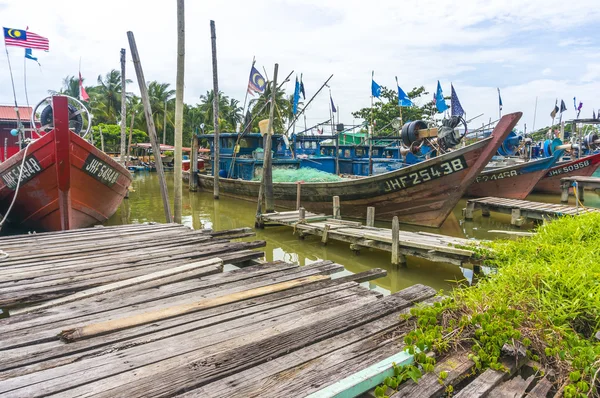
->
xmin=259 ymin=204 xmax=481 ymax=267
xmin=464 ymin=196 xmax=600 ymax=226
xmin=560 ymin=175 xmax=600 ymax=203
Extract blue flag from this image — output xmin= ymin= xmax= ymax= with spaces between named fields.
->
xmin=25 ymin=48 xmax=40 ymax=65
xmin=292 ymin=76 xmax=300 ymax=115
xmin=497 ymin=88 xmax=503 ymax=111
xmin=371 ymin=71 xmax=381 ymax=98
xmin=573 ymin=97 xmax=576 ymax=111
xmin=435 ymin=81 xmax=448 ymax=113
xmin=330 ymin=94 xmax=336 ymax=113
xmin=395 ymin=77 xmax=413 ymax=107
xmin=451 ymin=84 xmax=464 ymax=117
xmin=300 ymin=74 xmax=306 ymax=100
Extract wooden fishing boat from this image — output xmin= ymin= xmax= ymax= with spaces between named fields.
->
xmin=466 ymin=151 xmax=562 ymax=199
xmin=532 ymin=152 xmax=600 ymax=194
xmin=0 ymin=95 xmax=132 ymax=231
xmin=197 ymin=112 xmax=522 ymax=228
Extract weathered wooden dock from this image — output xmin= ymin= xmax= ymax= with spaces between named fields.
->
xmin=0 ymin=223 xmax=555 ymax=397
xmin=560 ymin=175 xmax=600 ymax=202
xmin=464 ymin=196 xmax=600 ymax=226
xmin=259 ymin=209 xmax=481 ymax=267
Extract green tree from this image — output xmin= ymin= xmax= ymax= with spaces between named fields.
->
xmin=49 ymin=76 xmax=85 ymax=98
xmin=91 ymin=123 xmax=148 ymax=152
xmin=351 ymin=86 xmax=435 ymax=135
xmin=249 ymin=81 xmax=291 ymax=132
xmin=89 ymin=69 xmax=132 ymax=124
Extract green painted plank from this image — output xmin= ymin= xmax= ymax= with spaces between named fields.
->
xmin=306 ymin=350 xmax=414 ymax=398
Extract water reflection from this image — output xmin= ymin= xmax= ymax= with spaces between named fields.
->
xmin=107 ymin=172 xmax=600 ymax=293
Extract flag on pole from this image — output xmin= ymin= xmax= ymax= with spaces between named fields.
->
xmin=25 ymin=48 xmax=40 ymax=65
xmin=395 ymin=77 xmax=413 ymax=107
xmin=560 ymin=99 xmax=567 ymax=113
xmin=371 ymin=71 xmax=381 ymax=98
xmin=300 ymin=74 xmax=306 ymax=100
xmin=79 ymin=72 xmax=90 ymax=102
xmin=573 ymin=97 xmax=577 ymax=111
xmin=435 ymin=81 xmax=448 ymax=113
xmin=292 ymin=76 xmax=300 ymax=115
xmin=550 ymin=99 xmax=559 ymax=118
xmin=330 ymin=94 xmax=337 ymax=113
xmin=3 ymin=27 xmax=49 ymax=50
xmin=450 ymin=84 xmax=464 ymax=117
xmin=247 ymin=65 xmax=266 ymax=96
xmin=577 ymin=101 xmax=583 ymax=118
xmin=497 ymin=88 xmax=503 ymax=111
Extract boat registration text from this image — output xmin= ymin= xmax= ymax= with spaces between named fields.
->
xmin=382 ymin=156 xmax=468 ymax=192
xmin=83 ymin=154 xmax=121 ymax=187
xmin=547 ymin=159 xmax=591 ymax=177
xmin=1 ymin=156 xmax=42 ymax=190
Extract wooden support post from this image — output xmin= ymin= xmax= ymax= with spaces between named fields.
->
xmin=263 ymin=63 xmax=278 ymax=213
xmin=561 ymin=182 xmax=570 ymax=203
xmin=127 ymin=31 xmax=172 ymax=223
xmin=210 ymin=20 xmax=220 ymax=200
xmin=511 ymin=208 xmax=523 ymax=226
xmin=298 ymin=207 xmax=306 ymax=223
xmin=189 ymin=134 xmax=198 ymax=192
xmin=473 ymin=263 xmax=481 ymax=274
xmin=296 ymin=181 xmax=302 ymax=210
xmin=99 ymin=126 xmax=105 ymax=152
xmin=162 ymin=100 xmax=167 ymax=145
xmin=173 ymin=0 xmax=185 ymax=224
xmin=350 ymin=243 xmax=361 ymax=254
xmin=119 ymin=48 xmax=127 ymax=164
xmin=391 ymin=216 xmax=404 ymax=266
xmin=464 ymin=201 xmax=475 ymax=220
xmin=127 ymin=108 xmax=135 ymax=166
xmin=321 ymin=224 xmax=330 ymax=245
xmin=366 ymin=206 xmax=375 ymax=227
xmin=481 ymin=206 xmax=490 ymax=217
xmin=333 ymin=195 xmax=341 ymax=219
xmin=577 ymin=184 xmax=584 ymax=202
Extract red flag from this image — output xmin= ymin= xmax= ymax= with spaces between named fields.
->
xmin=79 ymin=72 xmax=89 ymax=102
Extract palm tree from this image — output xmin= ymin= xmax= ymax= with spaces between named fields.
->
xmin=249 ymin=81 xmax=291 ymax=132
xmin=198 ymin=90 xmax=230 ymax=130
xmin=224 ymin=98 xmax=243 ymax=130
xmin=48 ymin=76 xmax=80 ymax=98
xmin=146 ymin=81 xmax=175 ymax=142
xmin=91 ymin=69 xmax=132 ymax=124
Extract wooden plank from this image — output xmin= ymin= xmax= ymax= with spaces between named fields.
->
xmin=488 ymin=374 xmax=535 ymax=398
xmin=527 ymin=376 xmax=553 ymax=398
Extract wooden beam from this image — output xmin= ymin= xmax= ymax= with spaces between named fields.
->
xmin=173 ymin=0 xmax=185 ymax=223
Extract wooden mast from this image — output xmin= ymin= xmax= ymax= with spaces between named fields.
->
xmin=263 ymin=64 xmax=278 ymax=213
xmin=119 ymin=48 xmax=127 ymax=164
xmin=127 ymin=108 xmax=135 ymax=165
xmin=127 ymin=31 xmax=172 ymax=223
xmin=173 ymin=0 xmax=185 ymax=224
xmin=210 ymin=20 xmax=220 ymax=199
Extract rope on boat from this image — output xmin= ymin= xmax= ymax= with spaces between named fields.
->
xmin=0 ymin=143 xmax=31 ymax=231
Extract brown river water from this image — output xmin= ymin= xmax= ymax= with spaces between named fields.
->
xmin=105 ymin=172 xmax=600 ymax=294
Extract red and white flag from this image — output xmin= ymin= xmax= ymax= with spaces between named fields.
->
xmin=3 ymin=27 xmax=49 ymax=51
xmin=79 ymin=72 xmax=89 ymax=102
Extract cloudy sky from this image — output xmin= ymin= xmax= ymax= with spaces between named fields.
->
xmin=1 ymin=0 xmax=599 ymax=133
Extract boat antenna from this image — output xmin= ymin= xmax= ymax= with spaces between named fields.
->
xmin=4 ymin=44 xmax=24 ymax=146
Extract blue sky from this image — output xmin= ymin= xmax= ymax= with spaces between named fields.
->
xmin=1 ymin=0 xmax=599 ymax=133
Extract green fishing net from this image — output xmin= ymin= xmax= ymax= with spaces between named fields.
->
xmin=252 ymin=168 xmax=343 ymax=183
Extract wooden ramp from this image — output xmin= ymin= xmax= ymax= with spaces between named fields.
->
xmin=465 ymin=196 xmax=600 ymax=226
xmin=260 ymin=210 xmax=481 ymax=267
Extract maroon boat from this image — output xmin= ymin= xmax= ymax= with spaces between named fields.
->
xmin=0 ymin=95 xmax=132 ymax=231
xmin=197 ymin=112 xmax=522 ymax=228
xmin=532 ymin=152 xmax=600 ymax=194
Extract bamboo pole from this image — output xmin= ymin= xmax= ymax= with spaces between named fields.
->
xmin=174 ymin=0 xmax=185 ymax=224
xmin=58 ymin=275 xmax=328 ymax=342
xmin=119 ymin=48 xmax=127 ymax=164
xmin=127 ymin=31 xmax=172 ymax=223
xmin=127 ymin=109 xmax=135 ymax=165
xmin=262 ymin=63 xmax=278 ymax=213
xmin=99 ymin=126 xmax=105 ymax=152
xmin=210 ymin=20 xmax=220 ymax=199
xmin=163 ymin=100 xmax=167 ymax=145
xmin=189 ymin=134 xmax=199 ymax=191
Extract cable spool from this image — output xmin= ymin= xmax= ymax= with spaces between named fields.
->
xmin=542 ymin=138 xmax=563 ymax=157
xmin=40 ymin=103 xmax=84 ymax=135
xmin=497 ymin=131 xmax=522 ymax=156
xmin=584 ymin=133 xmax=599 ymax=149
xmin=400 ymin=120 xmax=427 ymax=146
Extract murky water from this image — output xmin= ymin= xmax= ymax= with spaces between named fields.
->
xmin=107 ymin=172 xmax=600 ymax=293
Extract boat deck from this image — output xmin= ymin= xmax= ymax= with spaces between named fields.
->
xmin=464 ymin=196 xmax=600 ymax=226
xmin=260 ymin=210 xmax=481 ymax=267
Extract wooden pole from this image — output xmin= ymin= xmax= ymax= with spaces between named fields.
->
xmin=189 ymin=134 xmax=199 ymax=191
xmin=99 ymin=126 xmax=105 ymax=152
xmin=162 ymin=100 xmax=167 ymax=145
xmin=119 ymin=48 xmax=127 ymax=164
xmin=369 ymin=95 xmax=374 ymax=176
xmin=391 ymin=216 xmax=402 ymax=265
xmin=366 ymin=206 xmax=375 ymax=227
xmin=127 ymin=31 xmax=172 ymax=223
xmin=333 ymin=195 xmax=340 ymax=219
xmin=173 ymin=0 xmax=185 ymax=224
xmin=210 ymin=20 xmax=220 ymax=199
xmin=262 ymin=63 xmax=278 ymax=213
xmin=296 ymin=181 xmax=302 ymax=210
xmin=127 ymin=108 xmax=135 ymax=165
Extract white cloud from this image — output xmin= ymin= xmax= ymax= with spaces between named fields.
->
xmin=542 ymin=68 xmax=552 ymax=76
xmin=0 ymin=0 xmax=599 ymax=134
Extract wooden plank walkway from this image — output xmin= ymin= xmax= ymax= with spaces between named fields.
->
xmin=464 ymin=196 xmax=600 ymax=226
xmin=561 ymin=176 xmax=600 ymax=202
xmin=260 ymin=210 xmax=481 ymax=267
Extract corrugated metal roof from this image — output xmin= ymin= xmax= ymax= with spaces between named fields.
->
xmin=0 ymin=105 xmax=33 ymax=121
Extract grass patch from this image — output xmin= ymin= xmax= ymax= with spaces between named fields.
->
xmin=383 ymin=213 xmax=600 ymax=397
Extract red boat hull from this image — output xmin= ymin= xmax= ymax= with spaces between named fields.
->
xmin=198 ymin=113 xmax=521 ymax=227
xmin=532 ymin=153 xmax=600 ymax=194
xmin=0 ymin=97 xmax=132 ymax=231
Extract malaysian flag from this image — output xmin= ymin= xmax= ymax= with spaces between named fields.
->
xmin=247 ymin=65 xmax=266 ymax=96
xmin=3 ymin=27 xmax=49 ymax=51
